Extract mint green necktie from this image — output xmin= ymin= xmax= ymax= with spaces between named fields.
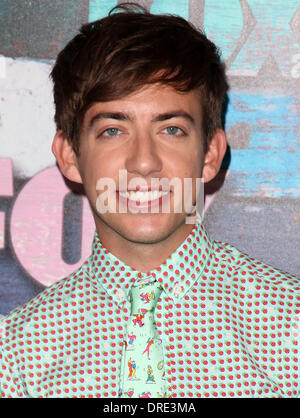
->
xmin=120 ymin=278 xmax=166 ymax=398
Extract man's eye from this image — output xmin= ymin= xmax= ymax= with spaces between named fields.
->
xmin=163 ymin=126 xmax=184 ymax=136
xmin=102 ymin=128 xmax=120 ymax=137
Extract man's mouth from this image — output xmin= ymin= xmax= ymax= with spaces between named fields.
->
xmin=117 ymin=187 xmax=171 ymax=211
xmin=118 ymin=189 xmax=169 ymax=203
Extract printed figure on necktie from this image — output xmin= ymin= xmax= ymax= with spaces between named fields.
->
xmin=124 ymin=333 xmax=136 ymax=350
xmin=120 ymin=278 xmax=166 ymax=398
xmin=146 ymin=365 xmax=155 ymax=383
xmin=143 ymin=337 xmax=154 ymax=359
xmin=128 ymin=358 xmax=136 ymax=378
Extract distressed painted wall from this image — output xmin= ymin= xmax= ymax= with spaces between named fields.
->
xmin=0 ymin=0 xmax=299 ymax=314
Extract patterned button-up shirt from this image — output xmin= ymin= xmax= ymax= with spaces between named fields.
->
xmin=0 ymin=222 xmax=299 ymax=398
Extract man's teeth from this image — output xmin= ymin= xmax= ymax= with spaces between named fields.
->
xmin=119 ymin=190 xmax=169 ymax=202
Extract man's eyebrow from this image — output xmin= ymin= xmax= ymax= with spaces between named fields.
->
xmin=87 ymin=110 xmax=195 ymax=129
xmin=88 ymin=112 xmax=132 ymax=129
xmin=151 ymin=111 xmax=195 ymax=125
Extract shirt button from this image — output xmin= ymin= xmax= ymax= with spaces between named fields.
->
xmin=173 ymin=285 xmax=182 ymax=297
xmin=116 ymin=289 xmax=125 ymax=300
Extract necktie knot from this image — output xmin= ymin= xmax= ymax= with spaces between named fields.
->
xmin=130 ymin=279 xmax=163 ymax=315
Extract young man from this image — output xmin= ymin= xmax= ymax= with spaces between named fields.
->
xmin=0 ymin=4 xmax=299 ymax=398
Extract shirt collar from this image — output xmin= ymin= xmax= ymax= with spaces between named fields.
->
xmin=90 ymin=221 xmax=213 ymax=305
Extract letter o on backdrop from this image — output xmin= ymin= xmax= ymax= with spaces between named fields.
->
xmin=10 ymin=166 xmax=95 ymax=287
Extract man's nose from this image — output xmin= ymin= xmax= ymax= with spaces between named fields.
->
xmin=125 ymin=132 xmax=163 ymax=177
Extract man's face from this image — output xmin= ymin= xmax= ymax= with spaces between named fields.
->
xmin=75 ymin=83 xmax=205 ymax=244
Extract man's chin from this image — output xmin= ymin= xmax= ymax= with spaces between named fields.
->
xmin=96 ymin=211 xmax=187 ymax=245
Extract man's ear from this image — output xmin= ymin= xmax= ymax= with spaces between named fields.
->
xmin=51 ymin=130 xmax=83 ymax=184
xmin=202 ymin=129 xmax=227 ymax=183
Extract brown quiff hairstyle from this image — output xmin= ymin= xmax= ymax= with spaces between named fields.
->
xmin=50 ymin=2 xmax=228 ymax=156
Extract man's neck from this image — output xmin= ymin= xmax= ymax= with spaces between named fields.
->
xmin=94 ymin=217 xmax=195 ymax=273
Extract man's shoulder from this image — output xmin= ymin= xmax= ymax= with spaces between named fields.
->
xmin=1 ymin=257 xmax=92 ymax=340
xmin=212 ymin=239 xmax=299 ymax=294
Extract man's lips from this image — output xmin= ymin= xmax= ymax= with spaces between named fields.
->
xmin=118 ymin=189 xmax=170 ymax=202
xmin=119 ymin=190 xmax=169 ymax=200
xmin=118 ymin=185 xmax=169 ymax=192
xmin=116 ymin=189 xmax=171 ymax=210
